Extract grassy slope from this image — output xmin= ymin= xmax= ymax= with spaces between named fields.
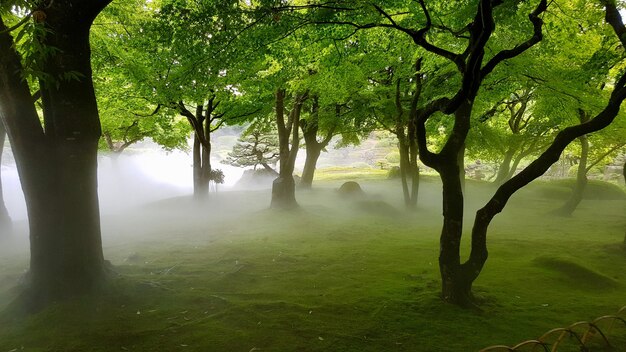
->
xmin=0 ymin=170 xmax=625 ymax=352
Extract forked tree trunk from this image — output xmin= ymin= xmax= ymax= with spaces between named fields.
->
xmin=396 ymin=77 xmax=420 ymax=210
xmin=300 ymin=98 xmax=334 ymax=189
xmin=271 ymin=89 xmax=307 ymax=209
xmin=397 ymin=136 xmax=420 ymax=209
xmin=181 ymin=103 xmax=213 ymax=201
xmin=0 ymin=124 xmax=11 ymax=233
xmin=0 ymin=2 xmax=110 ymax=310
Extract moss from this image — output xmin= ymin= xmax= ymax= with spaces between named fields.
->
xmin=0 ymin=178 xmax=625 ymax=351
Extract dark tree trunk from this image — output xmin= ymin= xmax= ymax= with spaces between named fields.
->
xmin=0 ymin=123 xmax=11 ymax=234
xmin=398 ymin=138 xmax=411 ymax=206
xmin=181 ymin=101 xmax=215 ymax=201
xmin=407 ymin=116 xmax=420 ymax=209
xmin=436 ymin=99 xmax=474 ymax=306
xmin=271 ymin=89 xmax=307 ymax=209
xmin=192 ymin=133 xmax=208 ymax=199
xmin=464 ymin=74 xmax=626 ymax=305
xmin=395 ymin=76 xmax=420 ymax=210
xmin=0 ymin=1 xmax=111 ymax=309
xmin=397 ymin=135 xmax=420 ymax=209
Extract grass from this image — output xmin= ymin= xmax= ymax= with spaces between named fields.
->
xmin=0 ymin=172 xmax=625 ymax=352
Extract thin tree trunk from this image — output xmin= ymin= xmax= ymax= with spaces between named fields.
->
xmin=408 ymin=118 xmax=420 ymax=209
xmin=201 ymin=114 xmax=212 ymax=197
xmin=398 ymin=139 xmax=411 ymax=206
xmin=493 ymin=147 xmax=515 ymax=186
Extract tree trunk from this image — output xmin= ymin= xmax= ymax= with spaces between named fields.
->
xmin=434 ymin=99 xmax=474 ymax=306
xmin=0 ymin=123 xmax=11 ymax=234
xmin=439 ymin=162 xmax=472 ymax=306
xmin=493 ymin=147 xmax=516 ymax=186
xmin=300 ymin=144 xmax=321 ymax=189
xmin=0 ymin=2 xmax=111 ymax=310
xmin=398 ymin=138 xmax=411 ymax=206
xmin=192 ymin=133 xmax=208 ymax=199
xmin=299 ymin=96 xmax=332 ymax=189
xmin=407 ymin=118 xmax=420 ymax=209
xmin=553 ymin=134 xmax=589 ymax=216
xmin=271 ymin=89 xmax=306 ymax=209
xmin=553 ymin=110 xmax=590 ymax=216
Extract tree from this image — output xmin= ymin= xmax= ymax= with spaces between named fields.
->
xmin=0 ymin=121 xmax=10 ymax=233
xmin=97 ymin=0 xmax=265 ymax=200
xmin=271 ymin=88 xmax=308 ymax=209
xmin=281 ymin=0 xmax=626 ymax=306
xmin=223 ymin=126 xmax=280 ymax=174
xmin=0 ymin=0 xmax=111 ymax=309
xmin=299 ymin=97 xmax=336 ymax=188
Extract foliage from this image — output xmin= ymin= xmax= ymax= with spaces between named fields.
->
xmin=223 ymin=124 xmax=280 ymax=170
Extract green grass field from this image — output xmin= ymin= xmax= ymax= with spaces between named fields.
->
xmin=1 ymin=170 xmax=625 ymax=351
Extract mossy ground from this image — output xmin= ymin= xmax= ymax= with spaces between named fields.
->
xmin=0 ymin=169 xmax=625 ymax=351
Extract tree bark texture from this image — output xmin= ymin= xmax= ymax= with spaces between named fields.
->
xmin=0 ymin=1 xmax=112 ymax=309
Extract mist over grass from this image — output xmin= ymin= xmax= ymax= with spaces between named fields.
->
xmin=0 ymin=145 xmax=625 ymax=351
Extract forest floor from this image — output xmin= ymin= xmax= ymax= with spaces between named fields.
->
xmin=0 ymin=170 xmax=625 ymax=351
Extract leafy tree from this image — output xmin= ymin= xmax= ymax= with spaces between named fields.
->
xmin=105 ymin=0 xmax=265 ymax=200
xmin=91 ymin=22 xmax=190 ymax=157
xmin=280 ymin=0 xmax=626 ymax=306
xmin=0 ymin=0 xmax=111 ymax=309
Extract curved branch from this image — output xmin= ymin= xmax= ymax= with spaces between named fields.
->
xmin=481 ymin=0 xmax=548 ymax=78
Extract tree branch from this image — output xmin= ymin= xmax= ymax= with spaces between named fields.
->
xmin=481 ymin=0 xmax=548 ymax=78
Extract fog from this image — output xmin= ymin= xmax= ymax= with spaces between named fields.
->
xmin=0 ymin=138 xmax=451 ymax=263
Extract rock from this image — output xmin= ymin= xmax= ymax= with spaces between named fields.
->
xmin=337 ymin=181 xmax=365 ymax=197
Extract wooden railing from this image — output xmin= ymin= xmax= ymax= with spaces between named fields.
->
xmin=480 ymin=306 xmax=626 ymax=351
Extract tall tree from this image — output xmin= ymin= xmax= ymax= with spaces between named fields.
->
xmin=0 ymin=0 xmax=111 ymax=309
xmin=98 ymin=0 xmax=265 ymax=199
xmin=281 ymin=0 xmax=626 ymax=306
